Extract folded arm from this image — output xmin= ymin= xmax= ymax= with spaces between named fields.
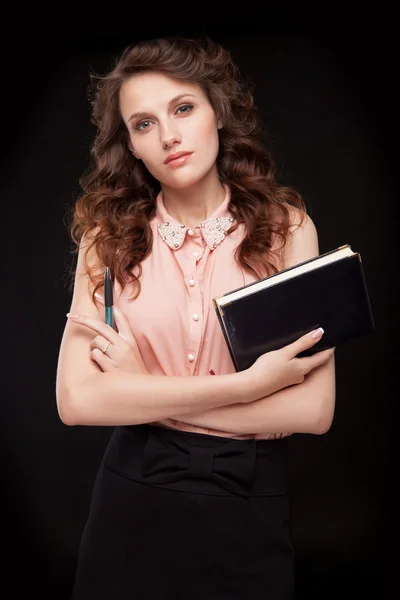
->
xmin=56 ymin=234 xmax=260 ymax=427
xmin=174 ymin=206 xmax=336 ymax=436
xmin=174 ymin=353 xmax=336 ymax=435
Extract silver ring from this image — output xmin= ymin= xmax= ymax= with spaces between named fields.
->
xmin=101 ymin=341 xmax=111 ymax=354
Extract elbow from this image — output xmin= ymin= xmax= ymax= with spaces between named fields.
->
xmin=312 ymin=416 xmax=333 ymax=435
xmin=56 ymin=378 xmax=94 ymax=426
xmin=56 ymin=370 xmax=104 ymax=425
xmin=311 ymin=393 xmax=336 ymax=435
xmin=57 ymin=390 xmax=83 ymax=426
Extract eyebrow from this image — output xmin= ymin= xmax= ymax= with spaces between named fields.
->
xmin=127 ymin=93 xmax=197 ymax=124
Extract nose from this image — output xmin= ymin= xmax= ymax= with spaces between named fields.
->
xmin=161 ymin=124 xmax=182 ymax=150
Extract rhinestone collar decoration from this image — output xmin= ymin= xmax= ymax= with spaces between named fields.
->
xmin=158 ymin=216 xmax=234 ymax=251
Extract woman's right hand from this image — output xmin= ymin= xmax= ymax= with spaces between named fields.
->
xmin=245 ymin=328 xmax=335 ymax=400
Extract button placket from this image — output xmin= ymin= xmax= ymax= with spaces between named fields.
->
xmin=187 ymin=298 xmax=202 ymax=369
xmin=166 ymin=227 xmax=207 ymax=372
xmin=186 ymin=237 xmax=204 ymax=370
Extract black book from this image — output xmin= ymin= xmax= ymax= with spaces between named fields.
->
xmin=213 ymin=244 xmax=375 ymax=372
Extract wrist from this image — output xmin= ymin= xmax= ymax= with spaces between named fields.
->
xmin=234 ymin=369 xmax=262 ymax=403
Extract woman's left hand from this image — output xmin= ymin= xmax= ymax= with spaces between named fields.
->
xmin=67 ymin=295 xmax=149 ymax=375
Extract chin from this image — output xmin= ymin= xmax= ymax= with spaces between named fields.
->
xmin=162 ymin=172 xmax=205 ymax=190
xmin=168 ymin=164 xmax=219 ymax=189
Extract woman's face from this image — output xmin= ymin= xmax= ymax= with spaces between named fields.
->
xmin=119 ymin=71 xmax=222 ymax=189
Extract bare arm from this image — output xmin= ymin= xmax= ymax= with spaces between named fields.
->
xmin=56 ymin=235 xmax=264 ymax=426
xmin=59 ymin=365 xmax=256 ymax=426
xmin=56 ymin=212 xmax=334 ymax=428
xmin=174 ymin=208 xmax=337 ymax=435
xmin=173 ymin=354 xmax=335 ymax=435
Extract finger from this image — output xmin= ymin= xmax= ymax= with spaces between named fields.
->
xmin=298 ymin=347 xmax=335 ymax=372
xmin=67 ymin=312 xmax=121 ymax=345
xmin=286 ymin=327 xmax=325 ymax=358
xmin=90 ymin=347 xmax=115 ymax=372
xmin=89 ymin=335 xmax=109 ymax=350
xmin=90 ymin=336 xmax=118 ymax=359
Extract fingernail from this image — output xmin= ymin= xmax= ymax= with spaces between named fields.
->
xmin=311 ymin=327 xmax=324 ymax=339
xmin=95 ymin=293 xmax=103 ymax=302
xmin=67 ymin=313 xmax=79 ymax=319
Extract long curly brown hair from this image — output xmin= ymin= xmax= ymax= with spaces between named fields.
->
xmin=66 ymin=35 xmax=307 ymax=301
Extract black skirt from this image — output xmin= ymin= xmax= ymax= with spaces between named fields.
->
xmin=70 ymin=424 xmax=295 ymax=599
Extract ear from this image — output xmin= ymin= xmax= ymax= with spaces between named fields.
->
xmin=217 ymin=119 xmax=223 ymax=130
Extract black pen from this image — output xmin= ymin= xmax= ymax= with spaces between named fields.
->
xmin=104 ymin=267 xmax=114 ymax=328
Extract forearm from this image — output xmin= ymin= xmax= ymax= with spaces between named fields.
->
xmin=176 ymin=358 xmax=336 ymax=435
xmin=60 ymin=370 xmax=257 ymax=427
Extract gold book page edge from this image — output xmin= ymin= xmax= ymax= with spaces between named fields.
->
xmin=215 ymin=245 xmax=356 ymax=307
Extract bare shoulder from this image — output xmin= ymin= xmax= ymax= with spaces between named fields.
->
xmin=75 ymin=227 xmax=103 ymax=278
xmin=70 ymin=227 xmax=104 ymax=317
xmin=283 ymin=206 xmax=319 ymax=270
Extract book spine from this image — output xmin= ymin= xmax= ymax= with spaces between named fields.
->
xmin=212 ymin=296 xmax=222 ymax=312
xmin=355 ymin=254 xmax=375 ymax=330
xmin=214 ymin=305 xmax=240 ymax=371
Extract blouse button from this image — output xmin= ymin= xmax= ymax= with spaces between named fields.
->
xmin=193 ymin=251 xmax=200 ymax=258
xmin=187 ymin=229 xmax=194 ymax=236
xmin=192 ymin=313 xmax=199 ymax=321
xmin=189 ymin=279 xmax=196 ymax=286
xmin=188 ymin=353 xmax=195 ymax=362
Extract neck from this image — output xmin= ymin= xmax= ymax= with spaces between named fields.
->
xmin=161 ymin=172 xmax=226 ymax=227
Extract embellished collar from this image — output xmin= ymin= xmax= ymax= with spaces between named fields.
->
xmin=155 ymin=186 xmax=234 ymax=251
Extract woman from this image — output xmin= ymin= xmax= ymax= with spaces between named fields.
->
xmin=56 ymin=35 xmax=336 ymax=599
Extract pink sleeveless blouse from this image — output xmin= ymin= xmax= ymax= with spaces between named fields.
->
xmin=114 ymin=186 xmax=287 ymax=440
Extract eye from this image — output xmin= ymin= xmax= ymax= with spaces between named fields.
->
xmin=135 ymin=120 xmax=152 ymax=131
xmin=176 ymin=104 xmax=194 ymax=115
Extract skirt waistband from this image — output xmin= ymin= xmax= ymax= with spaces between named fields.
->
xmin=103 ymin=424 xmax=289 ymax=498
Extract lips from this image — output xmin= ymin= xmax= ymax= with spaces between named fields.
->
xmin=164 ymin=151 xmax=192 ymax=164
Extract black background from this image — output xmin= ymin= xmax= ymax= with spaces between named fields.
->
xmin=3 ymin=14 xmax=394 ymax=599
